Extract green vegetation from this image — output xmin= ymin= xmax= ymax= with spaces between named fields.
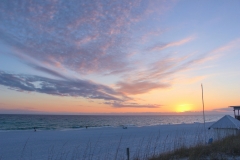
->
xmin=149 ymin=134 xmax=240 ymax=160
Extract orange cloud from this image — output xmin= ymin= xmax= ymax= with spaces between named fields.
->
xmin=211 ymin=38 xmax=240 ymax=55
xmin=116 ymin=81 xmax=169 ymax=95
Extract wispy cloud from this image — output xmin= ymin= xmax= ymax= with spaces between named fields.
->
xmin=0 ymin=0 xmax=158 ymax=75
xmin=0 ymin=0 xmax=177 ymax=77
xmin=0 ymin=70 xmax=126 ymax=101
xmin=0 ymin=108 xmax=46 ymax=114
xmin=0 ymin=1 xmax=195 ymax=97
xmin=211 ymin=38 xmax=240 ymax=55
xmin=0 ymin=69 xmax=163 ymax=108
xmin=189 ymin=38 xmax=240 ymax=65
xmin=116 ymin=53 xmax=207 ymax=94
xmin=212 ymin=107 xmax=233 ymax=112
xmin=148 ymin=36 xmax=195 ymax=51
xmin=116 ymin=81 xmax=169 ymax=95
xmin=103 ymin=68 xmax=132 ymax=76
xmin=173 ymin=75 xmax=208 ymax=85
xmin=105 ymin=102 xmax=161 ymax=108
xmin=30 ymin=64 xmax=68 ymax=80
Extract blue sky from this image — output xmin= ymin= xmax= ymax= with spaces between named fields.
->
xmin=0 ymin=0 xmax=239 ymax=114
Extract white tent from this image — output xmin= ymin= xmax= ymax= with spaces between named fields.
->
xmin=209 ymin=115 xmax=240 ymax=139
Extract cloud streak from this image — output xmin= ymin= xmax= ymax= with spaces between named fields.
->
xmin=116 ymin=53 xmax=207 ymax=94
xmin=148 ymin=36 xmax=194 ymax=51
xmin=0 ymin=70 xmax=162 ymax=108
xmin=117 ymin=81 xmax=169 ymax=95
xmin=105 ymin=102 xmax=160 ymax=108
xmin=30 ymin=64 xmax=68 ymax=80
xmin=0 ymin=70 xmax=125 ymax=101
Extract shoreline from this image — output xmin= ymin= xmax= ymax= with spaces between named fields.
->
xmin=0 ymin=121 xmax=216 ymax=132
xmin=0 ymin=114 xmax=224 ymax=131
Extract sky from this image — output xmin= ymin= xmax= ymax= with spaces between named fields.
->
xmin=0 ymin=0 xmax=239 ymax=115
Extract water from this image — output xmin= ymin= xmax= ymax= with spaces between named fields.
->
xmin=0 ymin=114 xmax=224 ymax=131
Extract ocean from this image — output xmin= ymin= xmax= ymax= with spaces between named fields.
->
xmin=0 ymin=114 xmax=224 ymax=131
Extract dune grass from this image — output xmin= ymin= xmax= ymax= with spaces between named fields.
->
xmin=149 ymin=134 xmax=240 ymax=160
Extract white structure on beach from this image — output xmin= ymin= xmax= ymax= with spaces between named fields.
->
xmin=229 ymin=106 xmax=240 ymax=120
xmin=208 ymin=115 xmax=240 ymax=139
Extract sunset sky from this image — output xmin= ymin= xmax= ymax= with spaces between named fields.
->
xmin=0 ymin=0 xmax=239 ymax=115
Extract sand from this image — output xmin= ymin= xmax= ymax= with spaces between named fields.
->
xmin=0 ymin=122 xmax=214 ymax=160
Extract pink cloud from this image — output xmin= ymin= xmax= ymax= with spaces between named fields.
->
xmin=0 ymin=1 xmax=175 ymax=76
xmin=192 ymin=38 xmax=240 ymax=65
xmin=116 ymin=81 xmax=169 ymax=95
xmin=148 ymin=36 xmax=195 ymax=51
xmin=115 ymin=51 xmax=217 ymax=95
xmin=211 ymin=38 xmax=240 ymax=55
xmin=105 ymin=102 xmax=161 ymax=108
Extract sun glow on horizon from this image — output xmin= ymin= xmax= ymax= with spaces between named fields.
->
xmin=176 ymin=104 xmax=193 ymax=113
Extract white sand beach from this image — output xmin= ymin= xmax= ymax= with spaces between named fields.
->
xmin=0 ymin=122 xmax=214 ymax=160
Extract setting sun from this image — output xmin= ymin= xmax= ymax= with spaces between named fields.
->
xmin=176 ymin=104 xmax=192 ymax=112
xmin=1 ymin=1 xmax=239 ymax=159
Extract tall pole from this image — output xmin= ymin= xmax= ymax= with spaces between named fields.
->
xmin=201 ymin=84 xmax=206 ymax=143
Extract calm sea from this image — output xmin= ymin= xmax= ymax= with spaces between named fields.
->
xmin=0 ymin=114 xmax=224 ymax=131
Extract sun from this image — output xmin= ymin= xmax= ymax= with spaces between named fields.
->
xmin=176 ymin=104 xmax=192 ymax=112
